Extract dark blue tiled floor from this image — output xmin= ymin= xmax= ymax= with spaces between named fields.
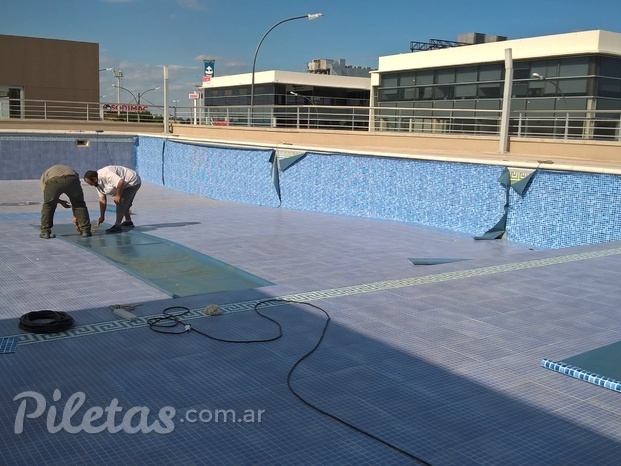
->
xmin=2 ymin=180 xmax=621 ymax=465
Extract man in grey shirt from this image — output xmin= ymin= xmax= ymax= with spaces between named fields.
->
xmin=83 ymin=165 xmax=141 ymax=234
xmin=40 ymin=165 xmax=92 ymax=239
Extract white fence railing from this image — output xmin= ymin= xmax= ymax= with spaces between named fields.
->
xmin=1 ymin=99 xmax=620 ymax=142
xmin=172 ymin=104 xmax=621 ymax=141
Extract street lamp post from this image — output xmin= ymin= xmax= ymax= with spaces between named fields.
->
xmin=99 ymin=69 xmax=114 ymax=119
xmin=172 ymin=99 xmax=179 ymax=122
xmin=290 ymin=91 xmax=318 ymax=128
xmin=113 ymin=85 xmax=160 ymax=122
xmin=250 ymin=13 xmax=323 ymax=110
xmin=532 ymin=72 xmax=569 ymax=138
xmin=113 ymin=70 xmax=124 ymax=116
xmin=532 ymin=73 xmax=567 ymax=106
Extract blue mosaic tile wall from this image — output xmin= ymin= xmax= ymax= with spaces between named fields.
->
xmin=6 ymin=133 xmax=621 ymax=249
xmin=279 ymin=152 xmax=507 ymax=236
xmin=135 ymin=138 xmax=279 ymax=207
xmin=506 ymin=170 xmax=621 ymax=249
xmin=133 ymin=136 xmax=164 ymax=184
xmin=132 ymin=136 xmax=621 ymax=248
xmin=0 ymin=134 xmax=134 ymax=180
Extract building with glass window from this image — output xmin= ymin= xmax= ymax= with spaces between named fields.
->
xmin=200 ymin=70 xmax=371 ymax=129
xmin=371 ymin=30 xmax=621 ymax=138
xmin=202 ymin=70 xmax=370 ymax=107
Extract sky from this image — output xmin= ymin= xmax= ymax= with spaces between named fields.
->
xmin=2 ymin=0 xmax=621 ymax=110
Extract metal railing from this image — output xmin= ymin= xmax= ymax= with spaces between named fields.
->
xmin=2 ymin=98 xmax=620 ymax=142
xmin=173 ymin=104 xmax=621 ymax=141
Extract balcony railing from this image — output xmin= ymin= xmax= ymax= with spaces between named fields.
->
xmin=2 ymin=98 xmax=620 ymax=142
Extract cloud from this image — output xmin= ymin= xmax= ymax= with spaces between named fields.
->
xmin=176 ymin=0 xmax=207 ymax=11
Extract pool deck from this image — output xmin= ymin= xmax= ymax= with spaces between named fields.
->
xmin=1 ymin=179 xmax=621 ymax=465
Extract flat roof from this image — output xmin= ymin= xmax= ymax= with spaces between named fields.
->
xmin=374 ymin=30 xmax=621 ymax=74
xmin=203 ymin=70 xmax=371 ymax=90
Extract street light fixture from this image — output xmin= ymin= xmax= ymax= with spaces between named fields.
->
xmin=172 ymin=99 xmax=179 ymax=122
xmin=289 ymin=91 xmax=315 ymax=105
xmin=532 ymin=72 xmax=570 ymax=138
xmin=250 ymin=13 xmax=323 ymax=108
xmin=112 ymin=70 xmax=124 ymax=115
xmin=112 ymin=85 xmax=160 ymax=122
xmin=532 ymin=72 xmax=567 ymax=106
xmin=290 ymin=91 xmax=318 ymax=128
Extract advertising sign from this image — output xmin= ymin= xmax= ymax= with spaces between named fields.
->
xmin=204 ymin=60 xmax=215 ymax=78
xmin=102 ymin=104 xmax=148 ymax=112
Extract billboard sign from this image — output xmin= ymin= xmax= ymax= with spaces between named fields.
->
xmin=102 ymin=103 xmax=148 ymax=112
xmin=204 ymin=60 xmax=215 ymax=78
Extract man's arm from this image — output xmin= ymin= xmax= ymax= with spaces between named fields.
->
xmin=113 ymin=179 xmax=125 ymax=204
xmin=98 ymin=196 xmax=107 ymax=226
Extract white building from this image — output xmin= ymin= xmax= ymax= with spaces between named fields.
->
xmin=371 ymin=30 xmax=621 ymax=138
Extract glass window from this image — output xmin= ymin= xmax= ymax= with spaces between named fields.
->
xmin=528 ymin=79 xmax=545 ymax=96
xmin=479 ymin=64 xmax=502 ymax=81
xmin=417 ymin=86 xmax=433 ymax=100
xmin=511 ymin=98 xmax=527 ymax=111
xmin=559 ymin=78 xmax=588 ymax=95
xmin=478 ymin=83 xmax=501 ymax=98
xmin=403 ymin=87 xmax=417 ymax=100
xmin=559 ymin=57 xmax=589 ymax=77
xmin=379 ymin=88 xmax=399 ymax=101
xmin=476 ymin=99 xmax=501 ymax=110
xmin=512 ymin=82 xmax=529 ymax=97
xmin=435 ymin=85 xmax=455 ymax=99
xmin=381 ymin=73 xmax=399 ymax=87
xmin=527 ymin=98 xmax=555 ymax=112
xmin=398 ymin=71 xmax=417 ymax=86
xmin=531 ymin=60 xmax=559 ymax=78
xmin=596 ymin=98 xmax=621 ymax=110
xmin=514 ymin=62 xmax=531 ymax=80
xmin=456 ymin=66 xmax=478 ymax=83
xmin=455 ymin=84 xmax=477 ymax=98
xmin=600 ymin=57 xmax=621 ymax=79
xmin=436 ymin=68 xmax=455 ymax=84
xmin=597 ymin=78 xmax=621 ymax=98
xmin=415 ymin=70 xmax=434 ymax=86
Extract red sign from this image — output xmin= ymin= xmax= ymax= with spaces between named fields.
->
xmin=188 ymin=93 xmax=199 ymax=99
xmin=202 ymin=76 xmax=211 ymax=83
xmin=102 ymin=104 xmax=148 ymax=112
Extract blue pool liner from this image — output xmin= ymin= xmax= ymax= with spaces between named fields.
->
xmin=541 ymin=358 xmax=621 ymax=393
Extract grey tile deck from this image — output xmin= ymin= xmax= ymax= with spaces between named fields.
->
xmin=2 ymin=180 xmax=621 ymax=465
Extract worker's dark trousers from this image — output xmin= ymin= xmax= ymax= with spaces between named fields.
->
xmin=41 ymin=175 xmax=91 ymax=235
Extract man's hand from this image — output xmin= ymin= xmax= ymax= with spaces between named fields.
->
xmin=113 ymin=194 xmax=121 ymax=204
xmin=58 ymin=200 xmax=71 ymax=209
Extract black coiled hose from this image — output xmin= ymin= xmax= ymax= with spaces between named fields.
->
xmin=18 ymin=310 xmax=74 ymax=334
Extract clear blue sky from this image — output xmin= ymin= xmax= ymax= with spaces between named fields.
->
xmin=2 ymin=0 xmax=621 ymax=108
